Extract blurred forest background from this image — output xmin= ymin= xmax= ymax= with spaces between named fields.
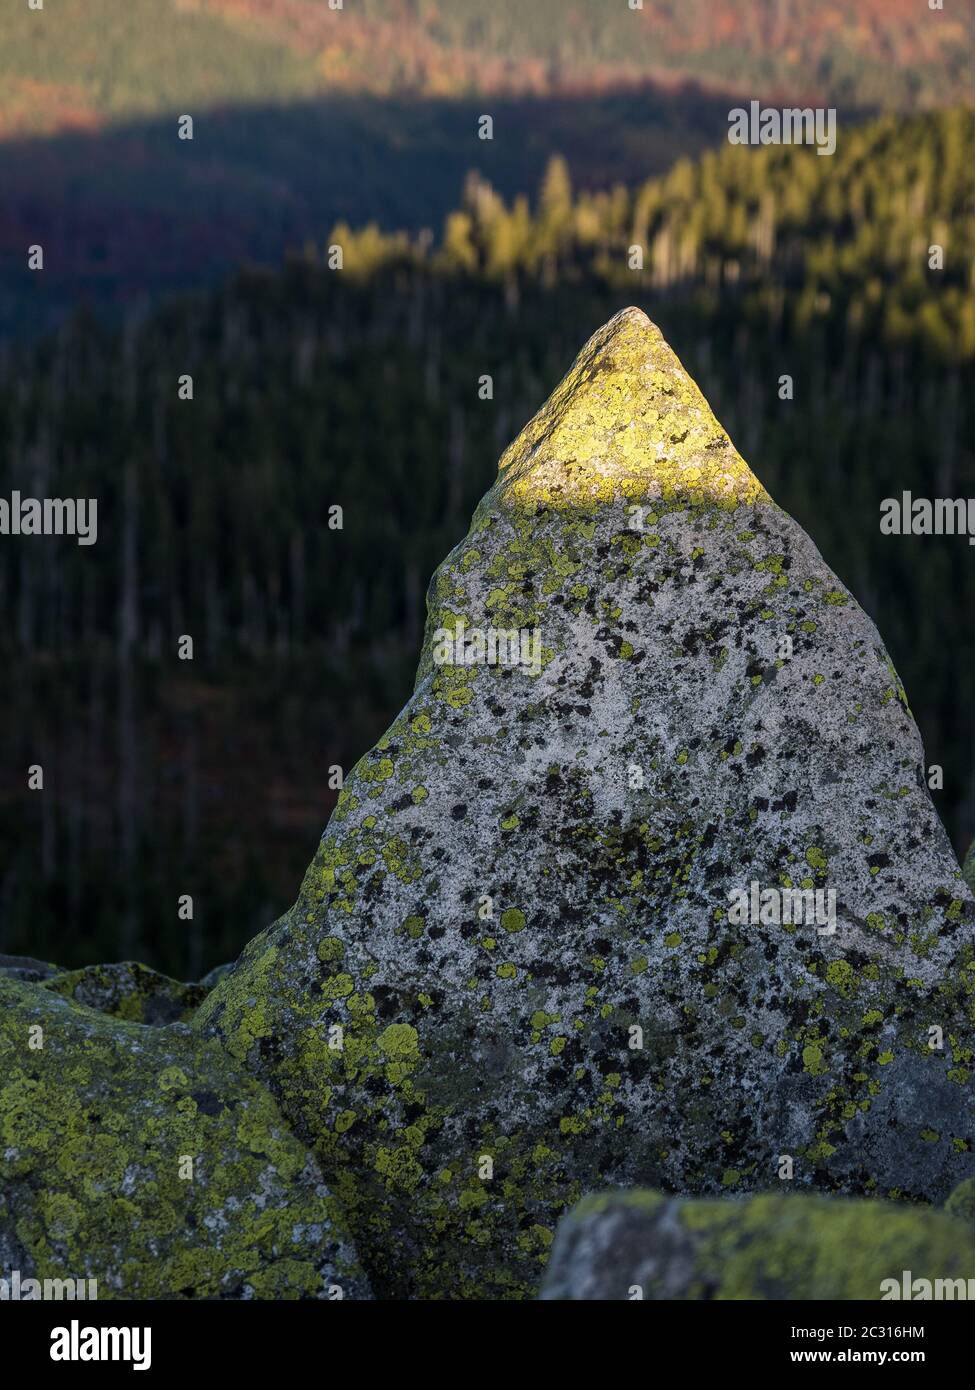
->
xmin=0 ymin=2 xmax=973 ymax=976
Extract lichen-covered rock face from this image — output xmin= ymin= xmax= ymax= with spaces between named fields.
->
xmin=540 ymin=1189 xmax=975 ymax=1300
xmin=198 ymin=307 xmax=975 ymax=1299
xmin=0 ymin=975 xmax=372 ymax=1299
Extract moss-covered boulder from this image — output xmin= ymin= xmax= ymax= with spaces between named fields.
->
xmin=0 ymin=975 xmax=371 ymax=1298
xmin=42 ymin=961 xmax=209 ymax=1025
xmin=964 ymin=840 xmax=975 ymax=893
xmin=198 ymin=308 xmax=975 ymax=1299
xmin=540 ymin=1189 xmax=975 ymax=1299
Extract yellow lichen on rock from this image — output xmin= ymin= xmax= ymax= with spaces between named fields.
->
xmin=496 ymin=307 xmax=769 ymax=512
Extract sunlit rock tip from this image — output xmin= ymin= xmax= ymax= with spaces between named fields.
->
xmin=495 ymin=305 xmax=767 ymax=511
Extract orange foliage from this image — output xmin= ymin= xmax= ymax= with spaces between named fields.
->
xmin=0 ymin=78 xmax=101 ymax=138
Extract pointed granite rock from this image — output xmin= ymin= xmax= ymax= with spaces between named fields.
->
xmin=198 ymin=308 xmax=975 ymax=1299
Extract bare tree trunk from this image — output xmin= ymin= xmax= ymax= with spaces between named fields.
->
xmin=448 ymin=407 xmax=465 ymax=522
xmin=181 ymin=712 xmax=201 ymax=980
xmin=290 ymin=531 xmax=306 ymax=647
xmin=118 ymin=457 xmax=139 ymax=959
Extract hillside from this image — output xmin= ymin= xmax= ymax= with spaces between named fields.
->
xmin=4 ymin=0 xmax=972 ymax=338
xmin=249 ymin=0 xmax=975 ymax=108
xmin=3 ymin=0 xmax=973 ymax=127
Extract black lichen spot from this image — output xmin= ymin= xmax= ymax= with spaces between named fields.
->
xmin=371 ymin=986 xmax=402 ymax=1021
xmin=191 ymin=1090 xmax=224 ymax=1117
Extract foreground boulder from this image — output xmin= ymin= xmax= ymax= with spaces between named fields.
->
xmin=540 ymin=1189 xmax=975 ymax=1300
xmin=1 ymin=954 xmax=231 ymax=1021
xmin=41 ymin=960 xmax=209 ymax=1025
xmin=0 ymin=975 xmax=371 ymax=1299
xmin=187 ymin=305 xmax=969 ymax=1298
xmin=965 ymin=840 xmax=975 ymax=893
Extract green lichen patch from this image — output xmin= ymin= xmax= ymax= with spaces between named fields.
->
xmin=0 ymin=975 xmax=370 ymax=1299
